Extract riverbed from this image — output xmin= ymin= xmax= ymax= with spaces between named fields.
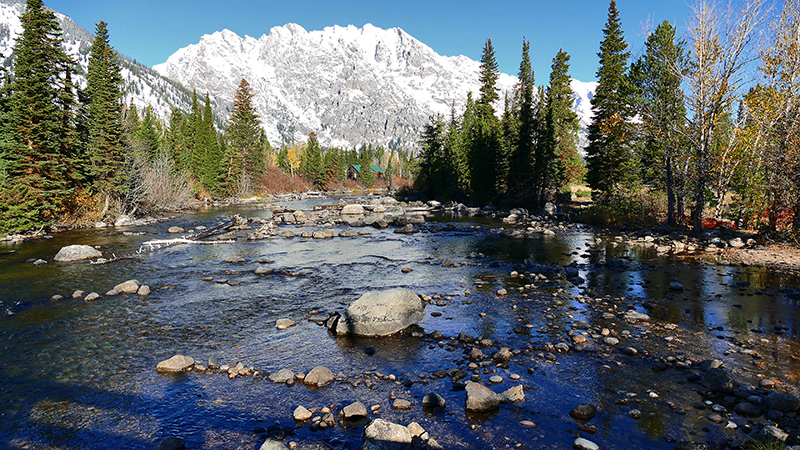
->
xmin=1 ymin=198 xmax=799 ymax=449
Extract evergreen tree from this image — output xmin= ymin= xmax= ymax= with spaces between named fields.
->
xmin=507 ymin=38 xmax=536 ymax=199
xmin=198 ymin=93 xmax=222 ymax=195
xmin=301 ymin=132 xmax=325 ymax=187
xmin=85 ymin=20 xmax=125 ymax=200
xmin=539 ymin=49 xmax=582 ymax=202
xmin=3 ymin=0 xmax=79 ymax=228
xmin=478 ymin=38 xmax=500 ymax=106
xmin=471 ymin=38 xmax=504 ymax=202
xmin=136 ymin=105 xmax=160 ymax=160
xmin=226 ymin=78 xmax=266 ymax=195
xmin=629 ymin=21 xmax=689 ymax=226
xmin=585 ymin=0 xmax=637 ymax=199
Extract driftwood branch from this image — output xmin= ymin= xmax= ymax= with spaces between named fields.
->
xmin=90 ymin=216 xmax=241 ymax=265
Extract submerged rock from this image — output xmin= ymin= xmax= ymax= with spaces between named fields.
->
xmin=328 ymin=288 xmax=425 ymax=337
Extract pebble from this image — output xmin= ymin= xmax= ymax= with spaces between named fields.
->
xmin=392 ymin=399 xmax=413 ymax=410
xmin=276 ymin=319 xmax=297 ymax=330
xmin=489 ymin=375 xmax=503 ymax=384
xmin=573 ymin=437 xmax=599 ymax=450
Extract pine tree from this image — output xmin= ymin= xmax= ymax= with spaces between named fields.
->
xmin=471 ymin=38 xmax=504 ymax=202
xmin=540 ymin=49 xmax=582 ymax=203
xmin=198 ymin=93 xmax=222 ymax=195
xmin=4 ymin=0 xmax=79 ymax=228
xmin=225 ymin=78 xmax=266 ymax=195
xmin=629 ymin=21 xmax=689 ymax=226
xmin=585 ymin=0 xmax=637 ymax=199
xmin=85 ymin=20 xmax=125 ymax=200
xmin=136 ymin=105 xmax=160 ymax=160
xmin=507 ymin=38 xmax=537 ymax=200
xmin=301 ymin=132 xmax=325 ymax=187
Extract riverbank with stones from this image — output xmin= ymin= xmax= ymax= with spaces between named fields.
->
xmin=9 ymin=194 xmax=800 ymax=449
xmin=149 ymin=269 xmax=800 ymax=450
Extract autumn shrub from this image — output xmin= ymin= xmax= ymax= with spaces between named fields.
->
xmin=139 ymin=155 xmax=193 ymax=213
xmin=259 ymin=166 xmax=312 ymax=194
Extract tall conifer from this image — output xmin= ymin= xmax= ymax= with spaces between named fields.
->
xmin=585 ymin=0 xmax=637 ymax=199
xmin=85 ymin=20 xmax=125 ymax=199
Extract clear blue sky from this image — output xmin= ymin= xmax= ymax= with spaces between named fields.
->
xmin=46 ymin=0 xmax=697 ymax=82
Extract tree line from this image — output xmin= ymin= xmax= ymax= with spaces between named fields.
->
xmin=0 ymin=0 xmax=413 ymax=234
xmin=415 ymin=39 xmax=583 ymax=207
xmin=418 ymin=0 xmax=800 ymax=234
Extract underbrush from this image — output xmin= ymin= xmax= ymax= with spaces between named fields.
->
xmin=260 ymin=166 xmax=313 ymax=194
xmin=584 ymin=190 xmax=667 ymax=227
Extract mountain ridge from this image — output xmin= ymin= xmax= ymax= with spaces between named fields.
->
xmin=155 ymin=23 xmax=596 ymax=151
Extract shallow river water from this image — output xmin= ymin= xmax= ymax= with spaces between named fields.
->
xmin=1 ymin=199 xmax=800 ymax=450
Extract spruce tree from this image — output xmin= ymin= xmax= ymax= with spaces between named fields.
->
xmin=301 ymin=132 xmax=325 ymax=187
xmin=471 ymin=38 xmax=504 ymax=202
xmin=507 ymin=38 xmax=537 ymax=200
xmin=85 ymin=20 xmax=125 ymax=200
xmin=226 ymin=78 xmax=266 ymax=195
xmin=5 ymin=0 xmax=78 ymax=228
xmin=585 ymin=0 xmax=637 ymax=199
xmin=629 ymin=21 xmax=689 ymax=226
xmin=540 ymin=50 xmax=582 ymax=202
xmin=199 ymin=93 xmax=222 ymax=195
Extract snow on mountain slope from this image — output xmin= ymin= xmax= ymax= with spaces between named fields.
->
xmin=156 ymin=23 xmax=595 ymax=150
xmin=0 ymin=0 xmax=195 ymax=122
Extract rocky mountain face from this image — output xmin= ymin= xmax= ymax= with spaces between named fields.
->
xmin=0 ymin=0 xmax=195 ymax=122
xmin=0 ymin=0 xmax=595 ymax=152
xmin=154 ymin=23 xmax=596 ymax=150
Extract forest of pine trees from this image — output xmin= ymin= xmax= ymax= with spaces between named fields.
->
xmin=418 ymin=0 xmax=800 ymax=235
xmin=3 ymin=0 xmax=800 ymax=235
xmin=0 ymin=0 xmax=414 ymax=234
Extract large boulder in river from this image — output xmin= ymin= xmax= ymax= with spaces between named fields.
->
xmin=54 ymin=245 xmax=102 ymax=262
xmin=362 ymin=419 xmax=412 ymax=450
xmin=328 ymin=288 xmax=425 ymax=337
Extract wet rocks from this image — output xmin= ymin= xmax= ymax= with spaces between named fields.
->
xmin=702 ymin=368 xmax=739 ymax=394
xmin=293 ymin=405 xmax=312 ymax=422
xmin=498 ymin=385 xmax=524 ymax=404
xmin=168 ymin=226 xmax=185 ymax=234
xmin=268 ymin=368 xmax=295 ymax=384
xmin=84 ymin=292 xmax=100 ymax=302
xmin=153 ymin=436 xmax=186 ymax=450
xmin=422 ymin=393 xmax=446 ymax=412
xmin=569 ymin=404 xmax=598 ymax=422
xmin=392 ymin=399 xmax=413 ymax=410
xmin=341 ymin=401 xmax=368 ymax=420
xmin=623 ymin=310 xmax=650 ymax=323
xmin=259 ymin=438 xmax=288 ymax=450
xmin=156 ymin=355 xmax=194 ymax=374
xmin=54 ymin=245 xmax=102 ymax=262
xmin=764 ymin=391 xmax=800 ymax=412
xmin=362 ymin=419 xmax=411 ymax=450
xmin=275 ymin=319 xmax=297 ymax=330
xmin=341 ymin=204 xmax=365 ymax=215
xmin=111 ymin=279 xmax=141 ymax=295
xmin=573 ymin=438 xmax=599 ymax=450
xmin=465 ymin=381 xmax=500 ymax=413
xmin=328 ymin=288 xmax=425 ymax=337
xmin=303 ymin=366 xmax=334 ymax=388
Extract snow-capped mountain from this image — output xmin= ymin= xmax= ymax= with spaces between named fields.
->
xmin=154 ymin=24 xmax=596 ymax=150
xmin=0 ymin=0 xmax=195 ymax=122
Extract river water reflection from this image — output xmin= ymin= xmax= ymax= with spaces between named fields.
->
xmin=1 ymin=200 xmax=799 ymax=449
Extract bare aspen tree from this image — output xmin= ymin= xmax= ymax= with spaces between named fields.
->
xmin=685 ymin=0 xmax=765 ymax=230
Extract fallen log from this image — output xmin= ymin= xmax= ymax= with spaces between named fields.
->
xmin=89 ymin=216 xmax=241 ymax=265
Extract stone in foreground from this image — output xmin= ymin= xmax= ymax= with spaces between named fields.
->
xmin=156 ymin=355 xmax=194 ymax=374
xmin=465 ymin=381 xmax=500 ymax=413
xmin=362 ymin=419 xmax=412 ymax=450
xmin=54 ymin=245 xmax=102 ymax=262
xmin=328 ymin=288 xmax=425 ymax=337
xmin=304 ymin=366 xmax=334 ymax=388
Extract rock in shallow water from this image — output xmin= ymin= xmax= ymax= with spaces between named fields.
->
xmin=362 ymin=419 xmax=412 ymax=450
xmin=156 ymin=355 xmax=194 ymax=374
xmin=304 ymin=366 xmax=334 ymax=388
xmin=328 ymin=288 xmax=425 ymax=337
xmin=465 ymin=381 xmax=499 ymax=412
xmin=54 ymin=245 xmax=102 ymax=262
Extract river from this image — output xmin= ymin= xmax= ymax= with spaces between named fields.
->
xmin=1 ymin=198 xmax=799 ymax=449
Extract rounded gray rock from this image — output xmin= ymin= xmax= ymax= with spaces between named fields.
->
xmin=304 ymin=366 xmax=334 ymax=387
xmin=156 ymin=355 xmax=194 ymax=374
xmin=330 ymin=288 xmax=425 ymax=337
xmin=54 ymin=245 xmax=102 ymax=262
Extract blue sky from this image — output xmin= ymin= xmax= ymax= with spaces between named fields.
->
xmin=46 ymin=0 xmax=697 ymax=82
